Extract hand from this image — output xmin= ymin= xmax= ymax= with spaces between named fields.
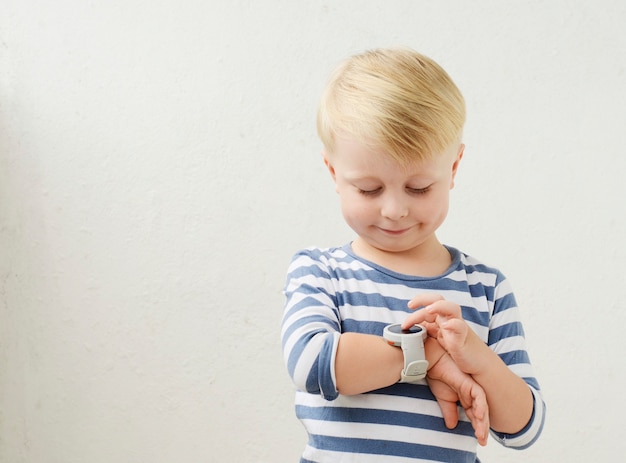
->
xmin=404 ymin=293 xmax=482 ymax=375
xmin=405 ymin=294 xmax=535 ymax=436
xmin=426 ymin=340 xmax=489 ymax=446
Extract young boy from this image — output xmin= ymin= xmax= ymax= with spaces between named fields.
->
xmin=281 ymin=48 xmax=545 ymax=462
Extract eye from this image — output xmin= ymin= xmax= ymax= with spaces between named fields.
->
xmin=407 ymin=186 xmax=430 ymax=195
xmin=358 ymin=187 xmax=382 ymax=196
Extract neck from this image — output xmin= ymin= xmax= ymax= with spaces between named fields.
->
xmin=351 ymin=236 xmax=451 ymax=277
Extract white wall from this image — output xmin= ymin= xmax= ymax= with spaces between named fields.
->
xmin=1 ymin=1 xmax=624 ymax=461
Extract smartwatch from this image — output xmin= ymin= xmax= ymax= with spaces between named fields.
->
xmin=383 ymin=323 xmax=429 ymax=384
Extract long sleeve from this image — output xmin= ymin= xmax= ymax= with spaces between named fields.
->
xmin=485 ymin=271 xmax=546 ymax=448
xmin=281 ymin=249 xmax=342 ymax=401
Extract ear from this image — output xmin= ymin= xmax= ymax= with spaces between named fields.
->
xmin=322 ymin=150 xmax=337 ymax=182
xmin=450 ymin=144 xmax=464 ymax=189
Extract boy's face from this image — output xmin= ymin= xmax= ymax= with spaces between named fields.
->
xmin=323 ymin=136 xmax=463 ymax=257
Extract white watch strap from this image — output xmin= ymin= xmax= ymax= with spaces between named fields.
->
xmin=399 ymin=330 xmax=428 ymax=383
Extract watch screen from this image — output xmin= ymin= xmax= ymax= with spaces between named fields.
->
xmin=387 ymin=324 xmax=423 ymax=335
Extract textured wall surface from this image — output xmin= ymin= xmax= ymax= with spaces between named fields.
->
xmin=1 ymin=1 xmax=625 ymax=461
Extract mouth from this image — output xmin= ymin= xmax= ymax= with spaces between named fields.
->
xmin=378 ymin=227 xmax=411 ymax=236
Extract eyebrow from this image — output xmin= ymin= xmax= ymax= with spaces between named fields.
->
xmin=344 ymin=172 xmax=435 ymax=183
xmin=343 ymin=173 xmax=380 ymax=182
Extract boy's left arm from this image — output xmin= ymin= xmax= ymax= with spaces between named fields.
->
xmin=403 ymin=294 xmax=534 ymax=436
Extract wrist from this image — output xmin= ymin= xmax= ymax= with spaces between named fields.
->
xmin=448 ymin=330 xmax=492 ymax=375
xmin=424 ymin=336 xmax=447 ymax=370
xmin=383 ymin=324 xmax=428 ymax=383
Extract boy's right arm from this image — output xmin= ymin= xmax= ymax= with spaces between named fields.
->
xmin=334 ymin=332 xmax=404 ymax=395
xmin=284 ymin=305 xmax=490 ymax=441
xmin=334 ymin=332 xmax=489 ymax=446
xmin=282 ymin=251 xmax=407 ymax=397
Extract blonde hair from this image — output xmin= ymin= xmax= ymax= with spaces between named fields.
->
xmin=317 ymin=48 xmax=465 ymax=163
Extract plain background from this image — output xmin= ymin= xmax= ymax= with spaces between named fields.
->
xmin=1 ymin=1 xmax=625 ymax=461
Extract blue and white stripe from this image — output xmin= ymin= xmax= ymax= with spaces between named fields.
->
xmin=282 ymin=244 xmax=546 ymax=462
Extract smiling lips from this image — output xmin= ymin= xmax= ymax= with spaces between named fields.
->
xmin=379 ymin=226 xmax=412 ymax=236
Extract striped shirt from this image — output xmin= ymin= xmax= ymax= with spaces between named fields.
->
xmin=281 ymin=244 xmax=545 ymax=462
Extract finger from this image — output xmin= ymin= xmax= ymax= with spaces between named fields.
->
xmin=403 ymin=300 xmax=463 ymax=330
xmin=457 ymin=381 xmax=487 ymax=421
xmin=421 ymin=300 xmax=463 ymax=320
xmin=470 ymin=388 xmax=487 ymax=422
xmin=469 ymin=390 xmax=490 ymax=446
xmin=401 ymin=312 xmax=438 ymax=331
xmin=435 ymin=398 xmax=460 ymax=430
xmin=455 ymin=381 xmax=489 ymax=445
xmin=474 ymin=415 xmax=489 ymax=446
xmin=420 ymin=320 xmax=440 ymax=338
xmin=439 ymin=318 xmax=467 ymax=337
xmin=407 ymin=293 xmax=444 ymax=310
xmin=465 ymin=408 xmax=489 ymax=446
xmin=456 ymin=384 xmax=480 ymax=417
xmin=402 ymin=302 xmax=450 ymax=330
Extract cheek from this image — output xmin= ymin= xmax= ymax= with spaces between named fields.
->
xmin=415 ymin=193 xmax=449 ymax=220
xmin=339 ymin=195 xmax=371 ymax=223
xmin=431 ymin=195 xmax=450 ymax=220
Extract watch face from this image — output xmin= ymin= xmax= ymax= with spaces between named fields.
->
xmin=387 ymin=324 xmax=424 ymax=335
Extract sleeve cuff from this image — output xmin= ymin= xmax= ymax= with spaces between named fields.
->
xmin=490 ymin=386 xmax=546 ymax=449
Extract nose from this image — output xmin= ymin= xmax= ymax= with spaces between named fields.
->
xmin=380 ymin=192 xmax=409 ymax=220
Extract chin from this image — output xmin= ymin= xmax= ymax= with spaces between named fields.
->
xmin=370 ymin=241 xmax=416 ymax=254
